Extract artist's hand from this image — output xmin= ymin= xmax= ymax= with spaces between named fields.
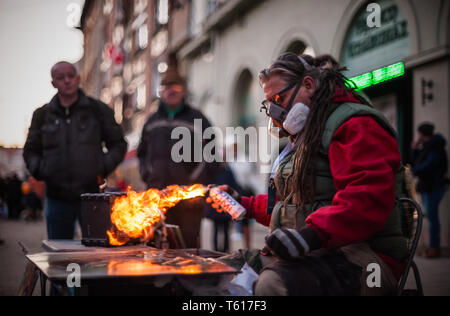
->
xmin=206 ymin=185 xmax=241 ymax=213
xmin=217 ymin=185 xmax=241 ymax=202
xmin=265 ymin=227 xmax=323 ymax=261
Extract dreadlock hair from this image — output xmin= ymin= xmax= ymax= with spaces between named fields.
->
xmin=259 ymin=53 xmax=372 ymax=220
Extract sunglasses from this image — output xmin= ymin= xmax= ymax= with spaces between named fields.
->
xmin=260 ymin=83 xmax=296 ymax=116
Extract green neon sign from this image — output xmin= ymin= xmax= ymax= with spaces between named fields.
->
xmin=347 ymin=62 xmax=405 ymax=91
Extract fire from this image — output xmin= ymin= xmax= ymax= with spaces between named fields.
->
xmin=107 ymin=184 xmax=206 ymax=246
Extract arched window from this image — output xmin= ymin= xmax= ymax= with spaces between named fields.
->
xmin=230 ymin=69 xmax=259 ymax=165
xmin=340 ymin=0 xmax=410 ymax=77
xmin=284 ymin=40 xmax=315 ymax=56
xmin=233 ymin=69 xmax=256 ymax=128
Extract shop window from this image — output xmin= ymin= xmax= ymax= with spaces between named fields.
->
xmin=155 ymin=0 xmax=169 ymax=33
xmin=172 ymin=0 xmax=186 ymax=11
xmin=103 ymin=0 xmax=114 ymax=15
xmin=136 ymin=84 xmax=147 ymax=110
xmin=153 ymin=65 xmax=162 ymax=99
xmin=137 ymin=24 xmax=149 ymax=50
xmin=134 ymin=0 xmax=148 ymax=15
xmin=122 ymin=0 xmax=134 ymax=26
xmin=340 ymin=0 xmax=410 ymax=78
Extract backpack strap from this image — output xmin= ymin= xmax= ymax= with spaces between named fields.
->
xmin=321 ymin=102 xmax=398 ymax=155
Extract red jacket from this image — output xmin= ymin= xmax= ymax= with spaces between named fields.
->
xmin=241 ymin=101 xmax=405 ymax=279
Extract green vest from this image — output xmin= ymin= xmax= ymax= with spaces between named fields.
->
xmin=270 ymin=102 xmax=409 ymax=261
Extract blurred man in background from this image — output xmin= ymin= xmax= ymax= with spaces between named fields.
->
xmin=138 ymin=63 xmax=219 ymax=248
xmin=0 ymin=176 xmax=5 ymax=211
xmin=23 ymin=61 xmax=127 ymax=240
xmin=5 ymin=174 xmax=23 ymax=220
xmin=0 ymin=175 xmax=5 ymax=244
xmin=411 ymin=123 xmax=449 ymax=258
xmin=204 ymin=143 xmax=244 ymax=253
xmin=224 ymin=136 xmax=259 ymax=249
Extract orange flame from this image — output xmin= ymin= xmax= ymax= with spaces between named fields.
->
xmin=107 ymin=184 xmax=206 ymax=246
xmin=107 ymin=260 xmax=205 ymax=276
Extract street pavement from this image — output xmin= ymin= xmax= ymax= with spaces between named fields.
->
xmin=0 ymin=217 xmax=449 ymax=296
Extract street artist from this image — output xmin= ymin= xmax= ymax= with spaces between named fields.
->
xmin=209 ymin=53 xmax=410 ymax=296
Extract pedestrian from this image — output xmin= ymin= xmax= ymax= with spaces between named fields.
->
xmin=225 ymin=136 xmax=258 ymax=249
xmin=0 ymin=176 xmax=6 ymax=216
xmin=23 ymin=61 xmax=127 ymax=240
xmin=205 ymin=163 xmax=243 ymax=253
xmin=22 ymin=177 xmax=43 ymax=221
xmin=411 ymin=123 xmax=448 ymax=258
xmin=138 ymin=62 xmax=219 ymax=248
xmin=5 ymin=174 xmax=23 ymax=219
xmin=0 ymin=176 xmax=4 ymax=200
xmin=211 ymin=53 xmax=411 ymax=296
xmin=0 ymin=175 xmax=5 ymax=243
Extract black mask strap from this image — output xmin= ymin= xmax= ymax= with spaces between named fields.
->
xmin=286 ymin=82 xmax=302 ymax=112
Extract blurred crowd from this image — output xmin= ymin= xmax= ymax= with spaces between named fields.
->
xmin=0 ymin=174 xmax=44 ymax=222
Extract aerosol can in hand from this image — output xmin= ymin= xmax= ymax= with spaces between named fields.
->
xmin=209 ymin=187 xmax=247 ymax=221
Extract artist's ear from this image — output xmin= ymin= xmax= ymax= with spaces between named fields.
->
xmin=302 ymin=76 xmax=316 ymax=98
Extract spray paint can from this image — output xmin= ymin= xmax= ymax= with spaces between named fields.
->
xmin=209 ymin=187 xmax=247 ymax=221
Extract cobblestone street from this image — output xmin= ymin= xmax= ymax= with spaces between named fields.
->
xmin=1 ymin=217 xmax=449 ymax=296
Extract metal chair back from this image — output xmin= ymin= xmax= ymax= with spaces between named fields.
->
xmin=397 ymin=198 xmax=424 ymax=296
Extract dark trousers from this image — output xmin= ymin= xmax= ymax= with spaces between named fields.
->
xmin=45 ymin=198 xmax=81 ymax=240
xmin=257 ymin=250 xmax=362 ymax=296
xmin=165 ymin=197 xmax=204 ymax=248
xmin=422 ymin=186 xmax=446 ymax=249
xmin=7 ymin=200 xmax=22 ymax=219
xmin=213 ymin=220 xmax=230 ymax=253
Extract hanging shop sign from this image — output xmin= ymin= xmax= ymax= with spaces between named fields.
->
xmin=341 ymin=0 xmax=410 ymax=77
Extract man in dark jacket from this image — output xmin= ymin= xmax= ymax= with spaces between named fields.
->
xmin=138 ymin=65 xmax=219 ymax=247
xmin=411 ymin=123 xmax=448 ymax=258
xmin=23 ymin=61 xmax=127 ymax=239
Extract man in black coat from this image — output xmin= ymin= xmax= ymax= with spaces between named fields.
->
xmin=138 ymin=65 xmax=219 ymax=248
xmin=411 ymin=123 xmax=448 ymax=258
xmin=23 ymin=61 xmax=127 ymax=239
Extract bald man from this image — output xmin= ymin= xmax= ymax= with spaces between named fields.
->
xmin=50 ymin=62 xmax=80 ymax=107
xmin=24 ymin=61 xmax=127 ymax=239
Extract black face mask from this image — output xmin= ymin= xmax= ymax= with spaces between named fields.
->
xmin=267 ymin=102 xmax=288 ymax=125
xmin=261 ymin=83 xmax=302 ymax=126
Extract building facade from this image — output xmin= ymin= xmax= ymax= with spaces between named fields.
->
xmin=171 ymin=0 xmax=450 ymax=246
xmin=79 ymin=0 xmax=450 ymax=246
xmin=80 ymin=0 xmax=173 ymax=190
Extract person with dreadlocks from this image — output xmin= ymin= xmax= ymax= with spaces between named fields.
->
xmin=212 ymin=53 xmax=409 ymax=296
